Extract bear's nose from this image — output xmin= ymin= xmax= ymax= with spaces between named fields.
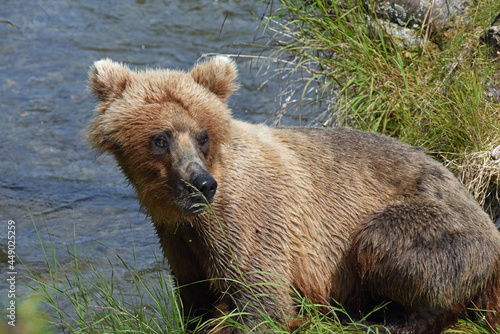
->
xmin=192 ymin=173 xmax=217 ymax=202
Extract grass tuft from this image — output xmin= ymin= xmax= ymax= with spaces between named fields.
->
xmin=24 ymin=209 xmax=192 ymax=333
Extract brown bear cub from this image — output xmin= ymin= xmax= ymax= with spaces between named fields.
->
xmin=88 ymin=56 xmax=500 ymax=333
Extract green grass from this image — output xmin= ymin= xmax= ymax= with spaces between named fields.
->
xmin=20 ymin=210 xmax=193 ymax=334
xmin=254 ymin=0 xmax=500 ymax=215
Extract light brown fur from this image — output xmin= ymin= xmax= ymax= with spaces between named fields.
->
xmin=88 ymin=57 xmax=500 ymax=333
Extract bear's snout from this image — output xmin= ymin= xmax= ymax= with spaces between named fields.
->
xmin=191 ymin=173 xmax=217 ymax=203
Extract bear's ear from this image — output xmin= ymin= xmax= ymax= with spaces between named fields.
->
xmin=190 ymin=56 xmax=238 ymax=102
xmin=89 ymin=59 xmax=132 ymax=103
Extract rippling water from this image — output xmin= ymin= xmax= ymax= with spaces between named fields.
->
xmin=0 ymin=0 xmax=319 ymax=319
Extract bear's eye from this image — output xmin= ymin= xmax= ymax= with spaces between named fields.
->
xmin=198 ymin=130 xmax=210 ymax=156
xmin=155 ymin=136 xmax=168 ymax=148
xmin=151 ymin=133 xmax=171 ymax=155
xmin=199 ymin=133 xmax=209 ymax=146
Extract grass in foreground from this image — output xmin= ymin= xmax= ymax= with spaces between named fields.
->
xmin=254 ymin=0 xmax=500 ymax=216
xmin=21 ymin=212 xmax=191 ymax=334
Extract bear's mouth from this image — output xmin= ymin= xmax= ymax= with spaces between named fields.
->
xmin=186 ymin=187 xmax=214 ymax=215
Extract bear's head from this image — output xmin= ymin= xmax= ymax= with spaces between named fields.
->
xmin=88 ymin=56 xmax=238 ymax=222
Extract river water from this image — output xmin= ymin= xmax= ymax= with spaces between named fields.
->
xmin=0 ymin=0 xmax=325 ymax=327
